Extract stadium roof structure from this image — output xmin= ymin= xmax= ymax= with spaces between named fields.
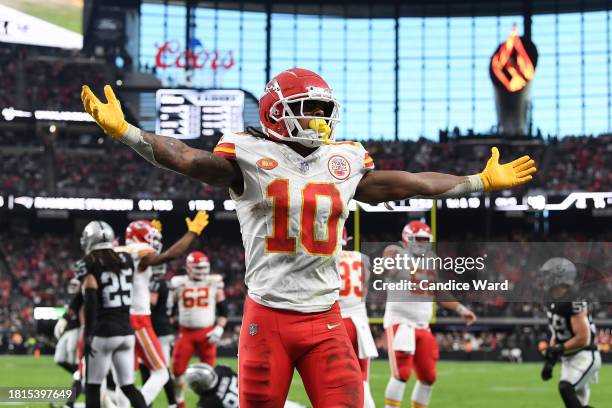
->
xmin=138 ymin=0 xmax=611 ymax=18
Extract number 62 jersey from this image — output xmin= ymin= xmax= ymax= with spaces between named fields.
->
xmin=213 ymin=133 xmax=374 ymax=313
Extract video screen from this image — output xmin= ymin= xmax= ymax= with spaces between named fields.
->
xmin=0 ymin=0 xmax=83 ymax=49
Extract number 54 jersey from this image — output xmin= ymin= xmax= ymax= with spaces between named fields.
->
xmin=213 ymin=133 xmax=374 ymax=312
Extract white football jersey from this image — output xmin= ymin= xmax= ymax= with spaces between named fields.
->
xmin=115 ymin=242 xmax=155 ymax=315
xmin=213 ymin=133 xmax=374 ymax=312
xmin=383 ymin=243 xmax=437 ymax=328
xmin=338 ymin=250 xmax=370 ymax=318
xmin=171 ymin=274 xmax=224 ymax=328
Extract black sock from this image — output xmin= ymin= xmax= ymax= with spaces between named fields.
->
xmin=58 ymin=362 xmax=74 ymax=374
xmin=66 ymin=378 xmax=82 ymax=408
xmin=106 ymin=371 xmax=116 ymax=391
xmin=164 ymin=371 xmax=177 ymax=405
xmin=120 ymin=384 xmax=147 ymax=408
xmin=139 ymin=363 xmax=150 ymax=384
xmin=559 ymin=381 xmax=583 ymax=408
xmin=85 ymin=384 xmax=101 ymax=408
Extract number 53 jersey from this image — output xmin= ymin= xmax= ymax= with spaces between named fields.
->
xmin=214 ymin=133 xmax=374 ymax=312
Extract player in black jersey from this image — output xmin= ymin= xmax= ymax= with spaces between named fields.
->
xmin=540 ymin=257 xmax=601 ymax=408
xmin=53 ymin=280 xmax=84 ymax=408
xmin=77 ymin=220 xmax=147 ymax=408
xmin=186 ymin=363 xmax=306 ymax=408
xmin=54 ymin=279 xmax=82 ymax=373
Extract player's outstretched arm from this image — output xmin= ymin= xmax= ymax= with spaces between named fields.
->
xmin=354 ymin=147 xmax=536 ymax=204
xmin=139 ymin=211 xmax=209 ymax=270
xmin=81 ymin=85 xmax=241 ymax=188
xmin=438 ymin=300 xmax=476 ymax=325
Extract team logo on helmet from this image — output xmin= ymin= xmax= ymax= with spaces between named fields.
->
xmin=328 ymin=155 xmax=351 ymax=180
xmin=256 ymin=157 xmax=278 ymax=170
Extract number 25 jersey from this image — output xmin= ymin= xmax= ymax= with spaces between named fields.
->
xmin=214 ymin=133 xmax=374 ymax=312
xmin=76 ymin=251 xmax=134 ymax=337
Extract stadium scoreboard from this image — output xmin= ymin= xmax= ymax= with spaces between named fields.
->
xmin=156 ymin=89 xmax=245 ymax=139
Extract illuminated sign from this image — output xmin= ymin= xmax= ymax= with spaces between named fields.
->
xmin=3 ymin=193 xmax=612 ymax=213
xmin=1 ymin=107 xmax=94 ymax=122
xmin=154 ymin=39 xmax=234 ymax=71
xmin=156 ymin=89 xmax=245 ymax=139
xmin=490 ymin=27 xmax=538 ymax=93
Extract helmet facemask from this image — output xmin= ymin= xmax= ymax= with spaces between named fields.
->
xmin=267 ymin=84 xmax=340 ymax=147
xmin=186 ymin=363 xmax=219 ymax=395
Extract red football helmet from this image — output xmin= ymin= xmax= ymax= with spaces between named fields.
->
xmin=186 ymin=251 xmax=210 ymax=281
xmin=402 ymin=221 xmax=432 ymax=245
xmin=259 ymin=68 xmax=340 ymax=147
xmin=125 ymin=220 xmax=162 ymax=246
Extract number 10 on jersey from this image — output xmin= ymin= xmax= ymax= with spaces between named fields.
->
xmin=265 ymin=179 xmax=344 ymax=256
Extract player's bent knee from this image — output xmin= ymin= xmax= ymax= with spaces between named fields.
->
xmin=558 ymin=380 xmax=575 ymax=394
xmin=418 ymin=373 xmax=436 ymax=385
xmin=397 ymin=367 xmax=411 ymax=382
xmin=152 ymin=367 xmax=170 ymax=383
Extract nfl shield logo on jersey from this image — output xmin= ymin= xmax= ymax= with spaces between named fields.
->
xmin=248 ymin=323 xmax=258 ymax=336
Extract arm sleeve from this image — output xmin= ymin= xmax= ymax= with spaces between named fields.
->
xmin=68 ymin=291 xmax=84 ymax=314
xmin=212 ymin=134 xmax=238 ymax=160
xmin=216 ymin=299 xmax=228 ymax=318
xmin=350 ymin=142 xmax=375 ymax=173
xmin=83 ymin=287 xmax=97 ymax=338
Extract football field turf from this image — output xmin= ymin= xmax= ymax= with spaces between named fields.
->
xmin=0 ymin=356 xmax=609 ymax=407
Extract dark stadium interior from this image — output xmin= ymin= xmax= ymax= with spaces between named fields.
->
xmin=0 ymin=1 xmax=611 ymax=407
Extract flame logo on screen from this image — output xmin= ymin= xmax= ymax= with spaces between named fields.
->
xmin=491 ymin=27 xmax=536 ymax=92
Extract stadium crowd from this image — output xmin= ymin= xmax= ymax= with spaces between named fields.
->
xmin=0 ymin=130 xmax=610 ymax=198
xmin=1 ymin=228 xmax=610 ymax=358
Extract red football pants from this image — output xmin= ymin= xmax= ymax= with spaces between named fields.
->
xmin=386 ymin=325 xmax=438 ymax=384
xmin=342 ymin=317 xmax=370 ymax=381
xmin=130 ymin=314 xmax=167 ymax=370
xmin=239 ymin=296 xmax=363 ymax=408
xmin=172 ymin=325 xmax=216 ymax=377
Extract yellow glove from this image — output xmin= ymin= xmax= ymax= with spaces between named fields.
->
xmin=479 ymin=147 xmax=537 ymax=191
xmin=309 ymin=119 xmax=332 ymax=144
xmin=151 ymin=219 xmax=162 ymax=232
xmin=81 ymin=84 xmax=128 ymax=138
xmin=185 ymin=211 xmax=209 ymax=236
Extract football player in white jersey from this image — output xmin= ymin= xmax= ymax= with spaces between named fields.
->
xmin=338 ymin=228 xmax=378 ymax=408
xmin=114 ymin=211 xmax=209 ymax=407
xmin=170 ymin=251 xmax=227 ymax=408
xmin=383 ymin=221 xmax=476 ymax=408
xmin=82 ymin=68 xmax=536 ymax=407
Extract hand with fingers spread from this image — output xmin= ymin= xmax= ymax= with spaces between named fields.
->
xmin=479 ymin=147 xmax=537 ymax=191
xmin=81 ymin=84 xmax=128 ymax=138
xmin=186 ymin=211 xmax=210 ymax=236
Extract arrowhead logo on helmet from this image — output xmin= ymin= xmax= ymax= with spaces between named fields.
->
xmin=259 ymin=68 xmax=340 ymax=148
